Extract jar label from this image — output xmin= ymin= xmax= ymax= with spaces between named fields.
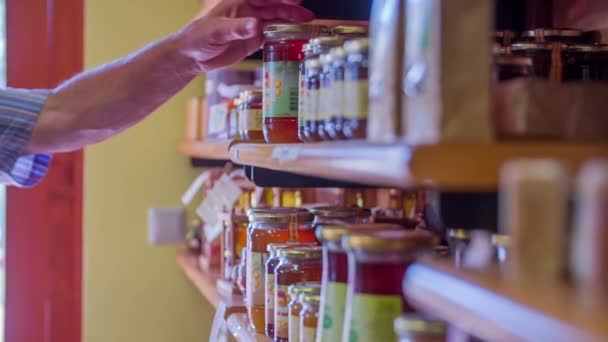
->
xmin=246 ymin=251 xmax=267 ymax=308
xmin=320 ymin=84 xmax=332 ymax=121
xmin=241 ymin=108 xmax=263 ymax=131
xmin=263 ymin=61 xmax=300 ymax=118
xmin=307 ymin=88 xmax=319 ymax=121
xmin=274 ymin=284 xmax=291 ymax=338
xmin=208 ymin=102 xmax=229 ymax=135
xmin=302 ymin=326 xmax=317 ymax=342
xmin=289 ymin=312 xmax=300 ymax=341
xmin=298 ymin=71 xmax=308 ymax=126
xmin=347 ymin=294 xmax=402 ymax=342
xmin=265 ymin=273 xmax=275 ymax=325
xmin=319 ymin=282 xmax=347 ymax=342
xmin=344 ymin=80 xmax=369 ymax=120
xmin=330 ymin=81 xmax=344 ymax=119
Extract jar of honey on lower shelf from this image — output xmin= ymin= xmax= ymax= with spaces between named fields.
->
xmin=274 ymin=246 xmax=322 ymax=341
xmin=246 ymin=208 xmax=316 ymax=334
xmin=393 ymin=314 xmax=446 ymax=342
xmin=288 ymin=282 xmax=321 ymax=342
xmin=342 ymin=230 xmax=436 ymax=342
xmin=299 ymin=293 xmax=321 ymax=342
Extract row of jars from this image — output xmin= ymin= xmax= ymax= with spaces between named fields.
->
xmin=244 ymin=205 xmax=444 ymax=341
xmin=494 ymin=28 xmax=608 ymax=82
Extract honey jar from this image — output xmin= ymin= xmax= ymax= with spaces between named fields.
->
xmin=299 ymin=293 xmax=321 ymax=342
xmin=394 ymin=314 xmax=446 ymax=342
xmin=288 ymin=282 xmax=321 ymax=342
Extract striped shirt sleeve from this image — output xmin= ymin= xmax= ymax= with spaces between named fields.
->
xmin=0 ymin=88 xmax=51 ymax=187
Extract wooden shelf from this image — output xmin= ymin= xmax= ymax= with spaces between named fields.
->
xmin=227 ymin=313 xmax=272 ymax=342
xmin=176 ymin=250 xmax=222 ymax=307
xmin=228 ymin=141 xmax=608 ymax=190
xmin=178 ymin=140 xmax=232 ymax=160
xmin=404 ymin=260 xmax=608 ymax=342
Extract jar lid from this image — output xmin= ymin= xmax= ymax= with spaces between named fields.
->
xmin=394 ymin=314 xmax=446 ymax=335
xmin=248 ymin=208 xmax=313 ymax=224
xmin=332 ymin=25 xmax=368 ymax=36
xmin=521 ymin=28 xmax=583 ymax=39
xmin=492 ymin=234 xmax=511 ymax=247
xmin=278 ymin=246 xmax=322 ymax=259
xmin=494 ymin=30 xmax=515 ymax=39
xmin=243 ymin=89 xmax=263 ymax=102
xmin=344 ymin=229 xmax=436 ymax=252
xmin=232 ymin=214 xmax=249 ymax=224
xmin=317 ymin=223 xmax=401 ymax=242
xmin=511 ymin=42 xmax=555 ymax=51
xmin=267 ymin=242 xmax=316 ymax=254
xmin=264 ymin=24 xmax=328 ymax=40
xmin=344 ymin=38 xmax=369 ymax=54
xmin=300 ymin=293 xmax=321 ymax=305
xmin=310 ymin=206 xmax=371 ymax=219
xmin=447 ymin=229 xmax=471 ymax=239
xmin=495 ymin=55 xmax=533 ymax=66
xmin=566 ymin=44 xmax=608 ymax=52
xmin=309 ymin=36 xmax=343 ymax=48
xmin=305 ymin=58 xmax=321 ymax=71
xmin=330 ymin=47 xmax=346 ymax=60
xmin=288 ymin=282 xmax=321 ymax=298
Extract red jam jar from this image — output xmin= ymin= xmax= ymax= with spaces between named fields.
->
xmin=274 ymin=246 xmax=322 ymax=342
xmin=342 ymin=230 xmax=436 ymax=342
xmin=263 ymin=24 xmax=327 ymax=143
xmin=246 ymin=208 xmax=316 ymax=334
xmin=315 ymin=224 xmax=401 ymax=342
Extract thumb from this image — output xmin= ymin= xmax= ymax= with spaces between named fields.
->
xmin=207 ymin=17 xmax=261 ymax=45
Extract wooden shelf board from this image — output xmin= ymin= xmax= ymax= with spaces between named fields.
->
xmin=228 ymin=141 xmax=608 ymax=190
xmin=178 ymin=140 xmax=232 ymax=160
xmin=176 ymin=250 xmax=222 ymax=308
xmin=227 ymin=313 xmax=272 ymax=342
xmin=404 ymin=260 xmax=608 ymax=342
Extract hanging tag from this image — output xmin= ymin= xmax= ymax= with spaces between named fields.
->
xmin=182 ymin=170 xmax=213 ymax=205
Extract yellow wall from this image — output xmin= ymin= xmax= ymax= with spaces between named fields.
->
xmin=83 ymin=0 xmax=212 ymax=341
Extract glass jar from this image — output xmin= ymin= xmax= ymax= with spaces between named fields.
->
xmin=318 ymin=53 xmax=334 ymax=141
xmin=332 ymin=25 xmax=368 ymax=38
xmin=265 ymin=242 xmax=317 ymax=338
xmin=310 ymin=206 xmax=371 ymax=229
xmin=519 ymin=28 xmax=584 ymax=44
xmin=223 ymin=214 xmax=248 ymax=280
xmin=511 ymin=42 xmax=566 ymax=80
xmin=263 ymin=24 xmax=327 ymax=143
xmin=274 ymin=246 xmax=323 ymax=341
xmin=447 ymin=229 xmax=471 ymax=268
xmin=343 ymin=230 xmax=436 ymax=342
xmin=298 ymin=44 xmax=313 ymax=142
xmin=394 ymin=314 xmax=446 ymax=342
xmin=299 ymin=293 xmax=321 ymax=342
xmin=316 ymin=223 xmax=401 ymax=342
xmin=237 ymin=246 xmax=247 ymax=295
xmin=239 ymin=89 xmax=264 ymax=140
xmin=563 ymin=45 xmax=608 ymax=81
xmin=342 ymin=38 xmax=369 ymax=139
xmin=288 ymin=282 xmax=321 ymax=342
xmin=493 ymin=55 xmax=534 ymax=82
xmin=326 ymin=47 xmax=347 ymax=140
xmin=246 ymin=208 xmax=316 ymax=334
xmin=229 ymin=97 xmax=241 ymax=139
xmin=303 ymin=58 xmax=321 ymax=142
xmin=492 ymin=234 xmax=511 ymax=265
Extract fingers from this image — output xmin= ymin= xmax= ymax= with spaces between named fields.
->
xmin=248 ymin=0 xmax=303 ymax=6
xmin=202 ymin=35 xmax=264 ymax=71
xmin=207 ymin=17 xmax=261 ymax=45
xmin=240 ymin=4 xmax=314 ymax=22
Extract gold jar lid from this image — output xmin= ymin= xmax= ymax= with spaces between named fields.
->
xmin=511 ymin=42 xmax=558 ymax=51
xmin=267 ymin=242 xmax=316 ymax=254
xmin=330 ymin=47 xmax=346 ymax=60
xmin=300 ymin=293 xmax=321 ymax=305
xmin=278 ymin=246 xmax=322 ymax=259
xmin=332 ymin=25 xmax=368 ymax=36
xmin=394 ymin=314 xmax=446 ymax=335
xmin=310 ymin=206 xmax=371 ymax=219
xmin=344 ymin=229 xmax=436 ymax=252
xmin=248 ymin=208 xmax=313 ymax=224
xmin=447 ymin=229 xmax=472 ymax=240
xmin=521 ymin=28 xmax=583 ymax=40
xmin=317 ymin=223 xmax=402 ymax=242
xmin=243 ymin=89 xmax=263 ymax=103
xmin=492 ymin=234 xmax=511 ymax=247
xmin=305 ymin=58 xmax=321 ymax=71
xmin=344 ymin=38 xmax=369 ymax=54
xmin=495 ymin=55 xmax=533 ymax=66
xmin=288 ymin=282 xmax=321 ymax=298
xmin=264 ymin=24 xmax=328 ymax=40
xmin=309 ymin=36 xmax=343 ymax=48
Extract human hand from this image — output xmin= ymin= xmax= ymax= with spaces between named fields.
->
xmin=175 ymin=0 xmax=314 ymax=72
